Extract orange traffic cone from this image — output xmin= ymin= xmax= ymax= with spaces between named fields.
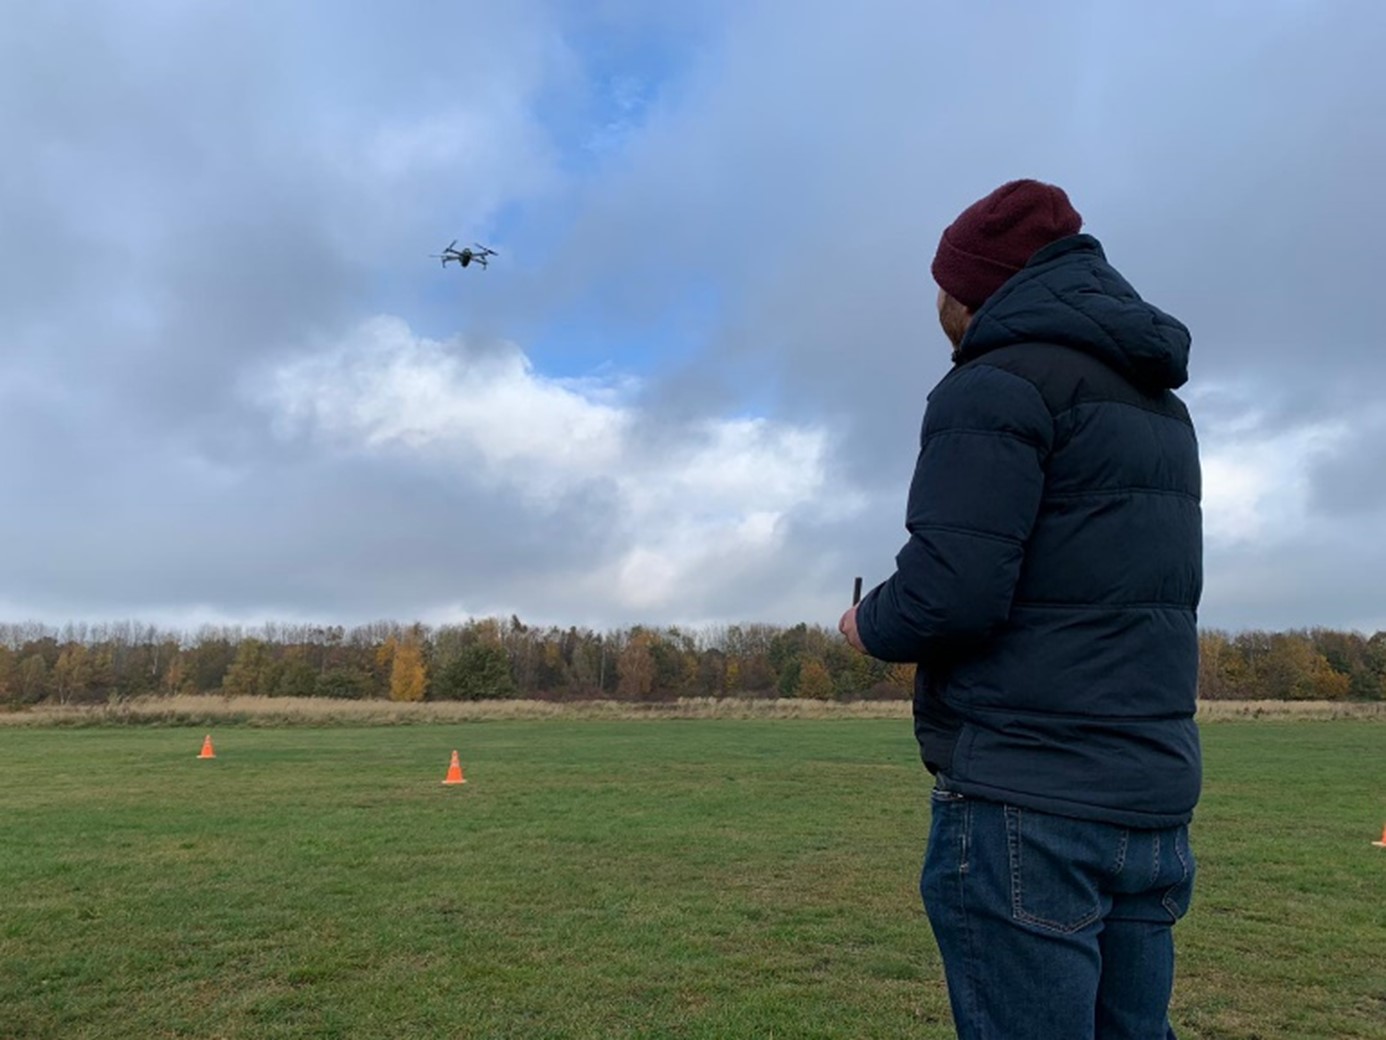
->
xmin=197 ymin=734 xmax=216 ymax=759
xmin=1372 ymin=825 xmax=1386 ymax=848
xmin=442 ymin=749 xmax=466 ymax=785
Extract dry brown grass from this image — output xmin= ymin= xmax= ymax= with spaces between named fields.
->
xmin=1 ymin=695 xmax=1382 ymax=727
xmin=1194 ymin=698 xmax=1386 ymax=721
xmin=0 ymin=694 xmax=912 ymax=727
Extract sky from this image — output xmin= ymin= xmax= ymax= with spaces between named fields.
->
xmin=3 ymin=0 xmax=1385 ymax=636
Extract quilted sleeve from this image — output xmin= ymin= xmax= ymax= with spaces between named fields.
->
xmin=855 ymin=363 xmax=1054 ymax=662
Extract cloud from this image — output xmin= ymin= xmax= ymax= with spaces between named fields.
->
xmin=254 ymin=315 xmax=862 ymax=620
xmin=1191 ymin=385 xmax=1351 ymax=547
xmin=2 ymin=0 xmax=1385 ymax=635
xmin=260 ymin=316 xmax=630 ymax=487
xmin=1308 ymin=407 xmax=1386 ymax=517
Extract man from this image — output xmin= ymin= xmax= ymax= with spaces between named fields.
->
xmin=839 ymin=179 xmax=1201 ymax=1040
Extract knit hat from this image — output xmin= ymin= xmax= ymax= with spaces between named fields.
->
xmin=931 ymin=179 xmax=1083 ymax=311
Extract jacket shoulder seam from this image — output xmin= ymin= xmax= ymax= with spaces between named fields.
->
xmin=909 ymin=522 xmax=1024 ymax=547
xmin=1054 ymin=396 xmax=1194 ymax=428
xmin=1046 ymin=486 xmax=1199 ymax=503
xmin=1012 ymin=601 xmax=1196 ymax=612
xmin=924 ymin=426 xmax=1047 ymax=451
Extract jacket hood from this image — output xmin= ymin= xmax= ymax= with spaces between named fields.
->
xmin=956 ymin=234 xmax=1191 ymax=390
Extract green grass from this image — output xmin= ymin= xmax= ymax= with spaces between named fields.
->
xmin=0 ymin=721 xmax=1382 ymax=1039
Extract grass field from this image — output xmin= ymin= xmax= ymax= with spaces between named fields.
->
xmin=2 ymin=719 xmax=1383 ymax=1039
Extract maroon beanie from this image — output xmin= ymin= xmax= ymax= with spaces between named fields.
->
xmin=931 ymin=179 xmax=1083 ymax=312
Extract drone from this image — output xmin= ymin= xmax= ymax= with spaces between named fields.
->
xmin=431 ymin=240 xmax=497 ymax=270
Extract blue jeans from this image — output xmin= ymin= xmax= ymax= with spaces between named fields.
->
xmin=921 ymin=785 xmax=1195 ymax=1040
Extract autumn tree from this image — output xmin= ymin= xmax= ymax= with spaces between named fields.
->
xmin=374 ymin=635 xmax=398 ymax=694
xmin=722 ymin=624 xmax=777 ymax=695
xmin=1 ymin=616 xmax=1380 ymax=706
xmin=52 ymin=645 xmax=93 ymax=705
xmin=389 ymin=629 xmax=428 ymax=702
xmin=187 ymin=633 xmax=236 ymax=693
xmin=617 ymin=630 xmax=656 ymax=699
xmin=769 ymin=623 xmax=810 ymax=692
xmin=0 ymin=646 xmax=16 ymax=704
xmin=222 ymin=638 xmax=277 ymax=698
xmin=650 ymin=629 xmax=697 ymax=696
xmin=564 ymin=634 xmax=608 ymax=695
xmin=1198 ymin=630 xmax=1252 ymax=700
xmin=1311 ymin=628 xmax=1383 ymax=700
xmin=776 ymin=659 xmax=801 ymax=698
xmin=274 ymin=647 xmax=319 ymax=698
xmin=18 ymin=654 xmax=49 ymax=703
xmin=535 ymin=639 xmax=567 ymax=692
xmin=722 ymin=656 xmax=742 ymax=696
xmin=1363 ymin=632 xmax=1386 ymax=700
xmin=162 ymin=654 xmax=191 ymax=696
xmin=796 ymin=657 xmax=835 ymax=700
xmin=833 ymin=648 xmax=885 ymax=698
xmin=696 ymin=648 xmax=726 ymax=697
xmin=1259 ymin=633 xmax=1347 ymax=700
xmin=89 ymin=644 xmax=117 ymax=699
xmin=884 ymin=663 xmax=916 ymax=694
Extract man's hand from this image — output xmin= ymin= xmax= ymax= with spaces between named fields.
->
xmin=839 ymin=604 xmax=867 ymax=654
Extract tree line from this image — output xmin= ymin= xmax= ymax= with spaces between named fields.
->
xmin=0 ymin=619 xmax=1382 ymax=707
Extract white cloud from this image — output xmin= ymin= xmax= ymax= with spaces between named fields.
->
xmin=361 ymin=105 xmax=557 ymax=200
xmin=257 ymin=316 xmax=861 ymax=616
xmin=8 ymin=2 xmax=1385 ymax=634
xmin=1197 ymin=398 xmax=1348 ymax=547
xmin=263 ymin=316 xmax=629 ymax=484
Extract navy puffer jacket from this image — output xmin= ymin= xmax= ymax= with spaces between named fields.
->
xmin=856 ymin=233 xmax=1202 ymax=828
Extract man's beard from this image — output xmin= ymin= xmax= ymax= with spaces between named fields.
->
xmin=939 ymin=297 xmax=971 ymax=357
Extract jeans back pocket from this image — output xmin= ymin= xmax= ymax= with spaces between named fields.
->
xmin=1004 ymin=806 xmax=1112 ymax=935
xmin=1159 ymin=826 xmax=1196 ymax=921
